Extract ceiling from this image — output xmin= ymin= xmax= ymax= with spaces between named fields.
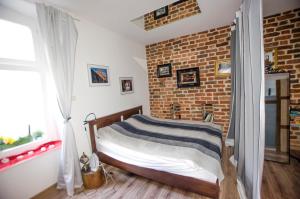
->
xmin=1 ymin=0 xmax=300 ymax=45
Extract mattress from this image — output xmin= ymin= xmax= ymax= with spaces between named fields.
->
xmin=95 ymin=115 xmax=224 ymax=184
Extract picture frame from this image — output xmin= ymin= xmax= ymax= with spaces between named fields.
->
xmin=154 ymin=6 xmax=169 ymax=20
xmin=172 ymin=0 xmax=188 ymax=6
xmin=119 ymin=77 xmax=134 ymax=95
xmin=87 ymin=64 xmax=110 ymax=86
xmin=215 ymin=59 xmax=231 ymax=77
xmin=265 ymin=48 xmax=278 ymax=72
xmin=157 ymin=63 xmax=172 ymax=78
xmin=176 ymin=67 xmax=200 ymax=88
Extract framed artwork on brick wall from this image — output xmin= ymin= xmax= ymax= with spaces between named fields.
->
xmin=176 ymin=67 xmax=200 ymax=88
xmin=264 ymin=48 xmax=278 ymax=73
xmin=154 ymin=6 xmax=169 ymax=20
xmin=157 ymin=63 xmax=172 ymax=78
xmin=215 ymin=59 xmax=231 ymax=77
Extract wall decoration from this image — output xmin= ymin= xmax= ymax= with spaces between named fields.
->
xmin=176 ymin=67 xmax=200 ymax=88
xmin=265 ymin=49 xmax=280 ymax=73
xmin=215 ymin=59 xmax=231 ymax=77
xmin=157 ymin=63 xmax=172 ymax=78
xmin=120 ymin=77 xmax=134 ymax=94
xmin=154 ymin=6 xmax=169 ymax=20
xmin=172 ymin=0 xmax=188 ymax=6
xmin=87 ymin=64 xmax=110 ymax=86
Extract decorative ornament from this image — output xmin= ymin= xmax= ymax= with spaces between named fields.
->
xmin=1 ymin=158 xmax=10 ymax=164
xmin=80 ymin=152 xmax=90 ymax=173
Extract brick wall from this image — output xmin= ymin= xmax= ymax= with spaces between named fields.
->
xmin=146 ymin=8 xmax=300 ymax=149
xmin=146 ymin=26 xmax=231 ymax=137
xmin=144 ymin=0 xmax=200 ymax=31
xmin=263 ymin=8 xmax=300 ymax=150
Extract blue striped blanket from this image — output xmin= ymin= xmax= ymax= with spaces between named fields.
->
xmin=96 ymin=114 xmax=224 ymax=182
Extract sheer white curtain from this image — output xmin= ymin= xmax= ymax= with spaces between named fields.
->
xmin=36 ymin=3 xmax=82 ymax=196
xmin=226 ymin=0 xmax=265 ymax=198
xmin=240 ymin=1 xmax=265 ymax=198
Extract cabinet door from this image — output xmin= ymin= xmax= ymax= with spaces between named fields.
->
xmin=265 ymin=103 xmax=277 ymax=149
xmin=265 ymin=78 xmax=277 ymax=149
xmin=277 ymin=79 xmax=289 ymax=153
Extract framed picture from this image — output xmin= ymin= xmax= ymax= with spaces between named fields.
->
xmin=157 ymin=63 xmax=172 ymax=78
xmin=172 ymin=0 xmax=188 ymax=6
xmin=154 ymin=6 xmax=169 ymax=20
xmin=215 ymin=60 xmax=231 ymax=77
xmin=265 ymin=49 xmax=278 ymax=71
xmin=87 ymin=64 xmax=110 ymax=86
xmin=119 ymin=77 xmax=134 ymax=94
xmin=176 ymin=67 xmax=200 ymax=88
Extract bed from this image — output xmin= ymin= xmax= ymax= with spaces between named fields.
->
xmin=88 ymin=106 xmax=223 ymax=199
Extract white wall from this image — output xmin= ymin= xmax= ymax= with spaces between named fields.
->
xmin=0 ymin=149 xmax=60 ymax=199
xmin=71 ymin=19 xmax=150 ymax=156
xmin=0 ymin=4 xmax=149 ymax=199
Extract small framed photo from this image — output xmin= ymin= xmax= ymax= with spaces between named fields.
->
xmin=154 ymin=6 xmax=169 ymax=20
xmin=215 ymin=60 xmax=231 ymax=77
xmin=120 ymin=77 xmax=134 ymax=94
xmin=265 ymin=49 xmax=278 ymax=71
xmin=176 ymin=67 xmax=200 ymax=88
xmin=157 ymin=63 xmax=172 ymax=78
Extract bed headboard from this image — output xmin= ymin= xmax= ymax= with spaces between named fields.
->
xmin=87 ymin=106 xmax=143 ymax=153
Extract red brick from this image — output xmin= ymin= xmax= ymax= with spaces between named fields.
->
xmin=147 ymin=8 xmax=300 ymax=150
xmin=144 ymin=0 xmax=200 ymax=31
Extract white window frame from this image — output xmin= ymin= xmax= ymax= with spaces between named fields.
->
xmin=0 ymin=8 xmax=54 ymax=159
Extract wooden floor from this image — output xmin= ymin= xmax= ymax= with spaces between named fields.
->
xmin=261 ymin=158 xmax=300 ymax=199
xmin=264 ymin=149 xmax=289 ymax=163
xmin=32 ymin=147 xmax=300 ymax=199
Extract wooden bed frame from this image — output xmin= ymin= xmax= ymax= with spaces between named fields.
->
xmin=88 ymin=106 xmax=220 ymax=199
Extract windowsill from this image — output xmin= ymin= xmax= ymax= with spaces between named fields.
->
xmin=0 ymin=140 xmax=61 ymax=172
xmin=0 ymin=138 xmax=48 ymax=159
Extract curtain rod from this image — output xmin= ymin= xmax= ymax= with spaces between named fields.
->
xmin=23 ymin=0 xmax=80 ymax=21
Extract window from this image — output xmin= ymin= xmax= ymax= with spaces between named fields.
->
xmin=0 ymin=18 xmax=47 ymax=152
xmin=0 ymin=19 xmax=35 ymax=61
xmin=0 ymin=70 xmax=46 ymax=150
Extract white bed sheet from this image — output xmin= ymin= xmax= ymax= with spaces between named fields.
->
xmin=96 ymin=138 xmax=218 ymax=183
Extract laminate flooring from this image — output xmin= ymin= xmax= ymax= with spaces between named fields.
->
xmin=32 ymin=147 xmax=300 ymax=199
